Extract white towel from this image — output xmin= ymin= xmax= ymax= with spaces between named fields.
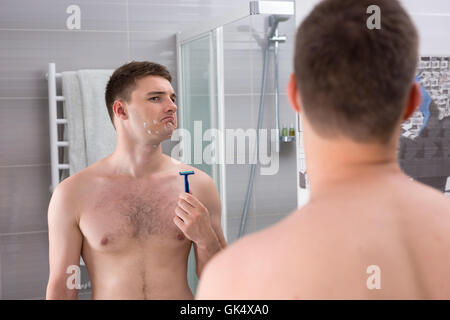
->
xmin=77 ymin=70 xmax=116 ymax=166
xmin=62 ymin=71 xmax=87 ymax=175
xmin=62 ymin=69 xmax=116 ymax=175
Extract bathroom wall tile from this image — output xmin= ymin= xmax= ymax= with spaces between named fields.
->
xmin=128 ymin=31 xmax=177 ymax=90
xmin=127 ymin=1 xmax=239 ymax=33
xmin=0 ymin=30 xmax=129 ymax=82
xmin=128 ymin=32 xmax=176 ymax=68
xmin=223 ymin=94 xmax=260 ymax=173
xmin=244 ymin=212 xmax=289 ymax=235
xmin=0 ymin=0 xmax=127 ymax=31
xmin=224 ymin=95 xmax=255 ymax=130
xmin=400 ymin=0 xmax=450 ymax=15
xmin=0 ymin=232 xmax=90 ymax=300
xmin=223 ymin=30 xmax=254 ymax=95
xmin=278 ymin=95 xmax=298 ymax=127
xmin=128 ymin=0 xmax=230 ymax=4
xmin=0 ymin=78 xmax=48 ymax=99
xmin=0 ymin=231 xmax=49 ymax=300
xmin=409 ymin=14 xmax=450 ymax=54
xmin=0 ymin=166 xmax=51 ymax=234
xmin=0 ymin=98 xmax=50 ymax=166
xmin=226 ymin=217 xmax=242 ymax=244
xmin=162 ymin=139 xmax=179 ymax=158
xmin=225 ymin=163 xmax=255 ymax=221
xmin=253 ymin=156 xmax=298 ymax=215
xmin=275 ymin=43 xmax=296 ymax=95
xmin=260 ymin=94 xmax=297 ymax=131
xmin=226 ymin=212 xmax=288 ymax=244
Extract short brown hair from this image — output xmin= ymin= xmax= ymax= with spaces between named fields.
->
xmin=294 ymin=0 xmax=418 ymax=144
xmin=105 ymin=61 xmax=172 ymax=127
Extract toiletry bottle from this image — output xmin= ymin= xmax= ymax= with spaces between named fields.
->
xmin=282 ymin=125 xmax=288 ymax=137
xmin=289 ymin=123 xmax=295 ymax=136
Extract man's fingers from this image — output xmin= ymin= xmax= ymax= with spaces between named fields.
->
xmin=180 ymin=192 xmax=205 ymax=210
xmin=178 ymin=198 xmax=195 ymax=214
xmin=173 ymin=216 xmax=184 ymax=229
xmin=175 ymin=207 xmax=190 ymax=222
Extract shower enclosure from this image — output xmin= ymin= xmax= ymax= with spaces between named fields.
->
xmin=176 ymin=1 xmax=299 ymax=293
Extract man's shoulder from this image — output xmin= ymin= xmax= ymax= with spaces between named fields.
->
xmin=52 ymin=160 xmax=106 ymax=203
xmin=197 ymin=231 xmax=262 ymax=298
xmin=401 ymin=178 xmax=450 ymax=216
xmin=205 ymin=208 xmax=310 ymax=265
xmin=411 ymin=178 xmax=450 ymax=202
xmin=197 ymin=214 xmax=305 ymax=298
xmin=166 ymin=157 xmax=217 ymax=191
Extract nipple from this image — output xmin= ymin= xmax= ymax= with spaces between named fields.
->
xmin=177 ymin=233 xmax=185 ymax=241
xmin=100 ymin=237 xmax=109 ymax=245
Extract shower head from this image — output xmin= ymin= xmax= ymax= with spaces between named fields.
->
xmin=268 ymin=14 xmax=291 ymax=39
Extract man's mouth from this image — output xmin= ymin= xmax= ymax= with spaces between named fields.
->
xmin=161 ymin=115 xmax=175 ymax=123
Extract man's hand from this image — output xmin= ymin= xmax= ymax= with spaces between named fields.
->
xmin=173 ymin=192 xmax=219 ymax=248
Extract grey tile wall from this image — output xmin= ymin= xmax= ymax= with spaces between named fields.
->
xmin=0 ymin=0 xmax=297 ymax=299
xmin=0 ymin=231 xmax=49 ymax=300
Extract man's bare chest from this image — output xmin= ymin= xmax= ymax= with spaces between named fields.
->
xmin=79 ymin=177 xmax=188 ymax=252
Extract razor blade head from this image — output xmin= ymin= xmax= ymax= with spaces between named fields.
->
xmin=179 ymin=170 xmax=195 ymax=176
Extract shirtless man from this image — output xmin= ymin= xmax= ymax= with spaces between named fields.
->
xmin=196 ymin=0 xmax=450 ymax=299
xmin=46 ymin=61 xmax=227 ymax=299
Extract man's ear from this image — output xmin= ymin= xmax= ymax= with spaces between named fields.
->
xmin=287 ymin=73 xmax=302 ymax=114
xmin=112 ymin=100 xmax=128 ymax=122
xmin=402 ymin=82 xmax=421 ymax=121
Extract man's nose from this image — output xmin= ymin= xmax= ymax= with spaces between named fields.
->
xmin=165 ymin=99 xmax=177 ymax=113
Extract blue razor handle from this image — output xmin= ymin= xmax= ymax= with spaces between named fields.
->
xmin=179 ymin=171 xmax=195 ymax=193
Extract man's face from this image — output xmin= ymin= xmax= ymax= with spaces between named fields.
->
xmin=125 ymin=75 xmax=178 ymax=143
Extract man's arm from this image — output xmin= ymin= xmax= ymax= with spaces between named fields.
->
xmin=46 ymin=181 xmax=84 ymax=300
xmin=192 ymin=175 xmax=227 ymax=277
xmin=173 ymin=172 xmax=227 ymax=277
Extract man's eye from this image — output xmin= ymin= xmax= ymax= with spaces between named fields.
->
xmin=149 ymin=97 xmax=159 ymax=101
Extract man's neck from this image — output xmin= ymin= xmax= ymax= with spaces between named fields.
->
xmin=109 ymin=136 xmax=166 ymax=178
xmin=304 ymin=132 xmax=403 ymax=202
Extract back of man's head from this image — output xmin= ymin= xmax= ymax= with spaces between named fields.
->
xmin=294 ymin=0 xmax=419 ymax=144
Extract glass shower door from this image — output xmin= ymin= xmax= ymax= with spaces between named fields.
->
xmin=180 ymin=34 xmax=218 ymax=181
xmin=177 ymin=30 xmax=225 ymax=294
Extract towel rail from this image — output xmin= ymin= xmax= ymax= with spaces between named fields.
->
xmin=47 ymin=62 xmax=69 ymax=193
xmin=56 ymin=141 xmax=69 ymax=147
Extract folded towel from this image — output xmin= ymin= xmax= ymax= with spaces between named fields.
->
xmin=62 ymin=69 xmax=116 ymax=175
xmin=62 ymin=71 xmax=87 ymax=175
xmin=77 ymin=70 xmax=116 ymax=166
